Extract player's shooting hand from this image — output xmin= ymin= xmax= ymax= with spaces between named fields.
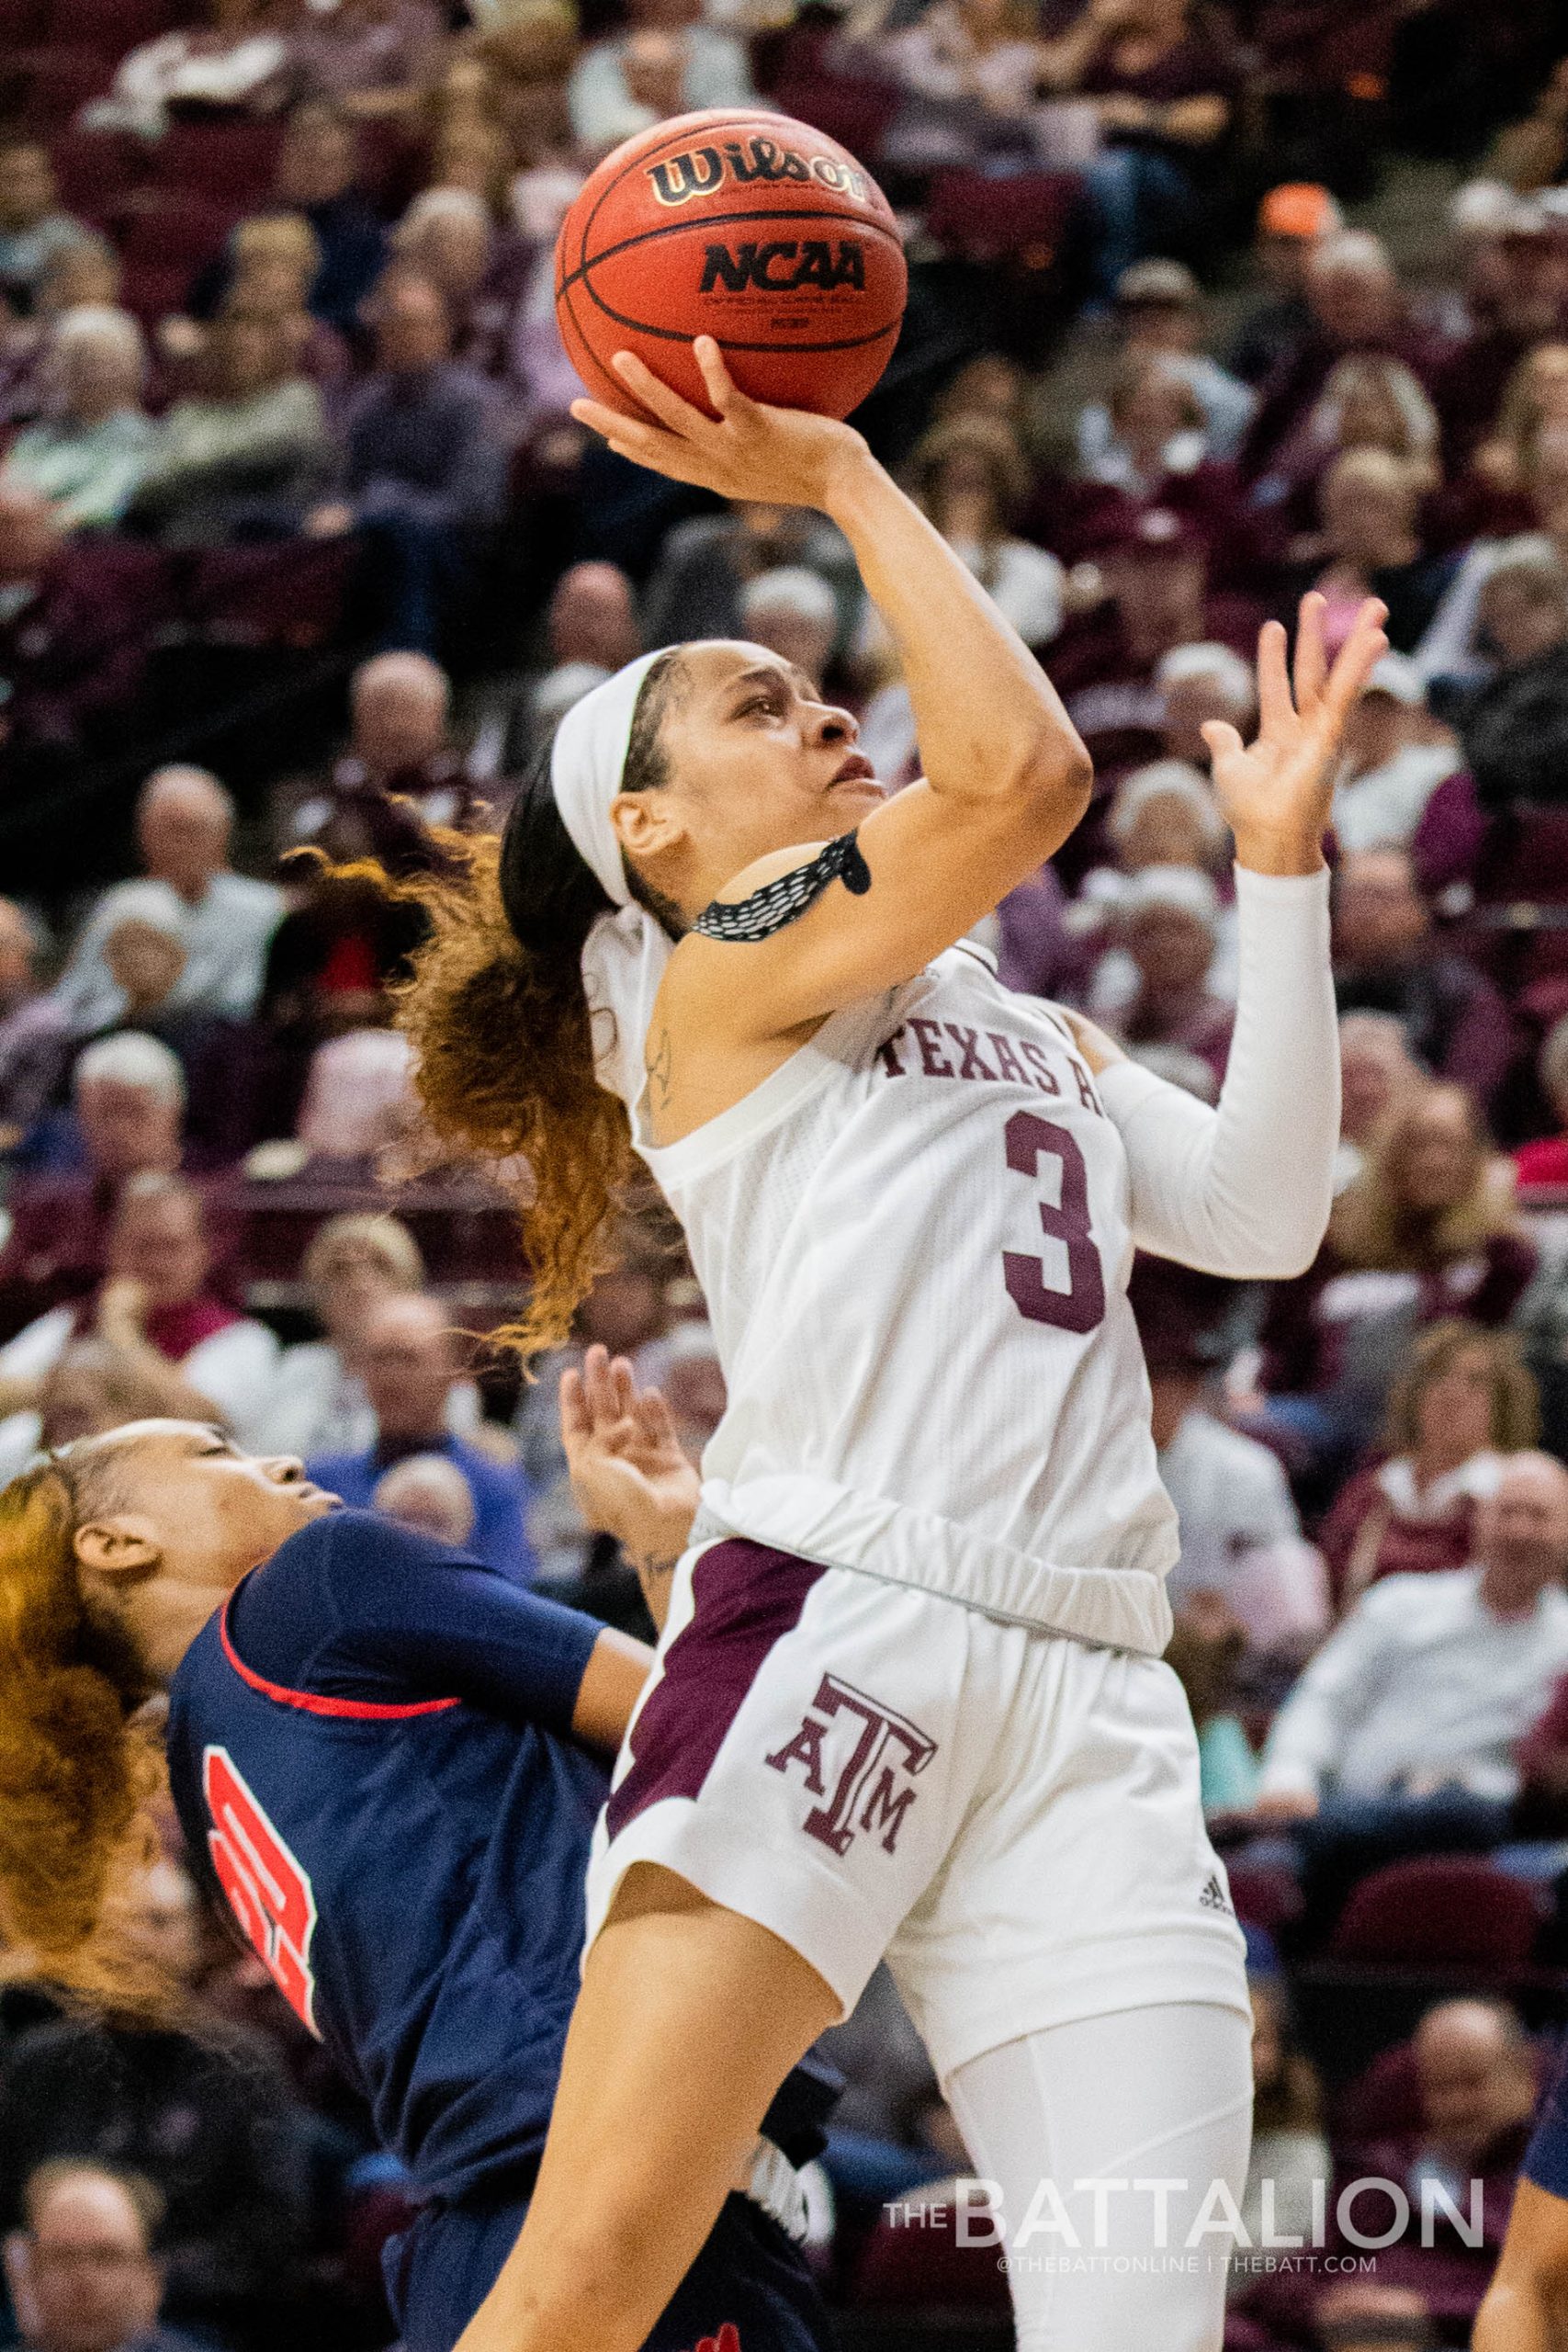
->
xmin=560 ymin=1342 xmax=700 ymax=1559
xmin=571 ymin=337 xmax=870 ymax=514
xmin=1205 ymin=593 xmax=1388 ymax=876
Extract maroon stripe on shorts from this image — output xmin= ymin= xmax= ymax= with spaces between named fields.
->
xmin=605 ymin=1539 xmax=825 ymax=1839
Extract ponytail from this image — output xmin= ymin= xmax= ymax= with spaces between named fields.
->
xmin=0 ymin=1464 xmax=166 ymax=2012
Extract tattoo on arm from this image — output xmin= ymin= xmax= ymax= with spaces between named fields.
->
xmin=649 ymin=1026 xmax=672 ymax=1109
xmin=693 ymin=830 xmax=872 ymax=944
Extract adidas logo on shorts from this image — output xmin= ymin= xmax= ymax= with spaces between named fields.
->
xmin=1199 ymin=1871 xmax=1232 ymax=1914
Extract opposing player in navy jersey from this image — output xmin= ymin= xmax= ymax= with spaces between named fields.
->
xmin=1476 ymin=2042 xmax=1568 ymax=2350
xmin=0 ymin=1381 xmax=832 ymax=2352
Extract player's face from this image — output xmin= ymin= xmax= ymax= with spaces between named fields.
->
xmin=67 ymin=1423 xmax=339 ymax=1681
xmin=621 ymin=642 xmax=889 ymax=913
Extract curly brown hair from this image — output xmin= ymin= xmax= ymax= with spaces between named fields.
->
xmin=0 ymin=1455 xmax=167 ymax=2014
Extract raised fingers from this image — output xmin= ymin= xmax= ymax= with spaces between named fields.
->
xmin=1321 ymin=597 xmax=1391 ymax=730
xmin=693 ymin=334 xmax=749 ymax=418
xmin=1292 ymin=592 xmax=1328 ymax=712
xmin=559 ymin=1365 xmax=590 ymax=1445
xmin=1256 ymin=617 xmax=1294 ymax=738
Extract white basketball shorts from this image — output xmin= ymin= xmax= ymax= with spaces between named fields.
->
xmin=584 ymin=1538 xmax=1247 ymax=2085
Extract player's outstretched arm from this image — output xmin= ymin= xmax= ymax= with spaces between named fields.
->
xmin=1078 ymin=595 xmax=1386 ymax=1280
xmin=574 ymin=339 xmax=1095 ymax=1026
xmin=560 ymin=1344 xmax=699 ymax=1634
xmin=1475 ymin=2177 xmax=1568 ymax=2352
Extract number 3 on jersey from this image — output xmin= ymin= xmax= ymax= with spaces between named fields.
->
xmin=1002 ymin=1109 xmax=1107 ymax=1336
xmin=204 ymin=1745 xmax=321 ymax=2035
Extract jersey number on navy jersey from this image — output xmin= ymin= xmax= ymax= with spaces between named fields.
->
xmin=204 ymin=1745 xmax=321 ymax=2036
xmin=1002 ymin=1111 xmax=1107 ymax=1337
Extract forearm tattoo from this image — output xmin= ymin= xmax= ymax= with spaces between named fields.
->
xmin=693 ymin=830 xmax=872 ymax=944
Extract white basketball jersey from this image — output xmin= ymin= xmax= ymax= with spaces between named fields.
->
xmin=639 ymin=943 xmax=1178 ymax=1657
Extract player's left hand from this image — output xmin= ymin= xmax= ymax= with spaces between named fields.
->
xmin=570 ymin=337 xmax=869 ymax=513
xmin=560 ymin=1342 xmax=700 ymax=1554
xmin=1204 ymin=593 xmax=1388 ymax=876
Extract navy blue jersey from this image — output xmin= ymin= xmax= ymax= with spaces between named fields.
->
xmin=166 ymin=1510 xmax=607 ymax=2204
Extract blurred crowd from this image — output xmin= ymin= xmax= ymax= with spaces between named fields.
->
xmin=12 ymin=3 xmax=1568 ymax=2351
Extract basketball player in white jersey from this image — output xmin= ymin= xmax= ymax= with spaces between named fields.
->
xmin=392 ymin=337 xmax=1386 ymax=2352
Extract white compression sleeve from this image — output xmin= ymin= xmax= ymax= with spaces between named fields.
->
xmin=1094 ymin=865 xmax=1337 ymax=1280
xmin=948 ymin=2002 xmax=1254 ymax=2352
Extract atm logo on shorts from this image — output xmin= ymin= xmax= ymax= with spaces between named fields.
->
xmin=766 ymin=1674 xmax=938 ymax=1856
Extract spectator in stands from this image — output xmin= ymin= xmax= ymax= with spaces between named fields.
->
xmin=1253 ymin=354 xmax=1443 ymax=551
xmin=0 ymin=1998 xmax=316 ymax=2347
xmin=255 ymin=1210 xmax=485 ymax=1459
xmin=307 ymin=1291 xmax=535 ymax=1580
xmin=1165 ymin=1592 xmax=1258 ymax=1810
xmin=318 ymin=270 xmax=506 ymax=653
xmin=0 ymin=484 xmax=151 ymax=769
xmin=1455 ymin=537 xmax=1568 ymax=814
xmin=1156 ymin=638 xmax=1257 ymax=767
xmin=0 ymin=309 xmax=156 ymax=534
xmin=56 ymin=768 xmax=284 ymax=1035
xmin=373 ymin=1450 xmax=478 ymax=1546
xmin=1332 ymin=847 xmax=1514 ymax=1114
xmin=0 ymin=142 xmax=87 ymax=320
xmin=1433 ymin=198 xmax=1568 ymax=474
xmin=128 ymin=303 xmax=333 ymax=548
xmin=1034 ymin=0 xmax=1239 ymax=302
xmin=1336 ymin=2000 xmax=1538 ymax=2329
xmin=389 ymin=187 xmax=522 ymax=379
xmin=291 ymin=650 xmax=481 ymax=865
xmin=870 ymin=0 xmax=1047 ymax=175
xmin=0 ymin=899 xmax=68 ymax=1149
xmin=1104 ymin=757 xmax=1228 ymax=877
xmin=1241 ymin=232 xmax=1434 ymax=488
xmin=1077 ymin=348 xmax=1209 ymax=502
xmin=903 ymin=416 xmax=1066 ymax=649
xmin=643 ymin=498 xmax=860 ymax=656
xmin=1093 ymin=864 xmax=1233 ymax=1084
xmin=1254 ymin=1081 xmax=1536 ymax=1474
xmin=738 ymin=568 xmax=840 ymax=688
xmin=1137 ymin=1264 xmax=1329 ymax=1658
xmin=1 ymin=2162 xmax=191 ymax=2352
xmin=1252 ymin=1453 xmax=1568 ymax=1919
xmin=1052 ymin=506 xmax=1255 ymax=777
xmin=186 ymin=214 xmax=353 ymax=398
xmin=568 ymin=0 xmax=755 ymax=157
xmin=1077 ymin=262 xmax=1255 ymax=469
xmin=1515 ymin=1014 xmax=1568 ymax=1191
xmin=1227 ymin=181 xmax=1344 ymax=390
xmin=293 ymin=0 xmax=446 ymax=112
xmin=1336 ymin=1010 xmax=1425 ymax=1194
xmin=270 ymin=102 xmax=389 ymax=334
xmin=1307 ymin=448 xmax=1454 ymax=657
xmin=0 ymin=1336 xmax=173 ymax=1487
xmin=0 ymin=1035 xmax=186 ymax=1338
xmin=1329 ymin=654 xmax=1462 ymax=853
xmin=1319 ymin=1322 xmax=1540 ymax=1605
xmin=0 ymin=1172 xmax=279 ymax=1449
xmin=85 ymin=0 xmax=299 ymax=141
xmin=480 ymin=560 xmax=640 ymax=786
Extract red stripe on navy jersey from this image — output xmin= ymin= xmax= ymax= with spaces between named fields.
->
xmin=220 ymin=1597 xmax=461 ymax=1719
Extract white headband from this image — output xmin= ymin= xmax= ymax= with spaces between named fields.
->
xmin=548 ymin=649 xmax=665 ymax=908
xmin=549 ymin=649 xmax=672 ymax=1116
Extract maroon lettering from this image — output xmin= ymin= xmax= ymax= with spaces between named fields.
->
xmin=874 ymin=1027 xmax=908 ymax=1078
xmin=1001 ymin=1110 xmax=1107 ymax=1336
xmin=943 ymin=1024 xmax=998 ymax=1081
xmin=765 ymin=1713 xmax=829 ymax=1796
xmin=1068 ymin=1057 xmax=1100 ymax=1113
xmin=771 ymin=1675 xmax=937 ymax=1857
xmin=1016 ymin=1038 xmax=1062 ymax=1096
xmin=986 ymin=1032 xmax=1029 ymax=1085
xmin=908 ymin=1017 xmax=954 ymax=1078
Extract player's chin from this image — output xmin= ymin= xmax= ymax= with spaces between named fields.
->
xmin=828 ymin=776 xmax=888 ymax=815
xmin=294 ymin=1485 xmax=342 ymax=1519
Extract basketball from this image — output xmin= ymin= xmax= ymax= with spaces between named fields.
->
xmin=555 ymin=108 xmax=908 ymax=422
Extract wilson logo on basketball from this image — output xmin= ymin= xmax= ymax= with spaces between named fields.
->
xmin=699 ymin=240 xmax=867 ymax=295
xmin=647 ymin=135 xmax=873 ymax=209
